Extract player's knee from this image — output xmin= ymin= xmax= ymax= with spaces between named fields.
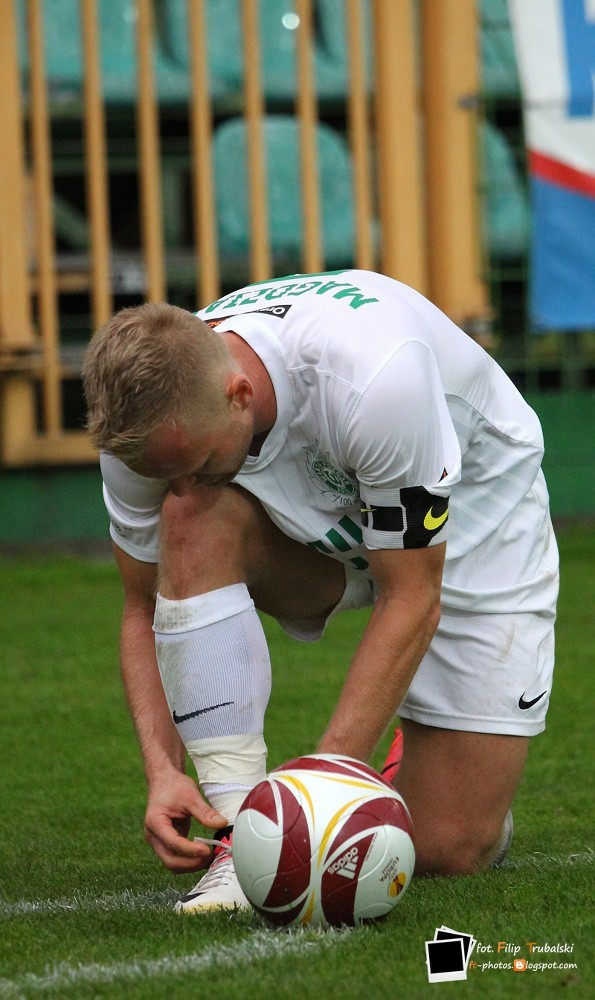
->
xmin=159 ymin=485 xmax=253 ymax=594
xmin=161 ymin=484 xmax=244 ymax=548
xmin=414 ymin=819 xmax=503 ymax=877
xmin=161 ymin=486 xmax=200 ymax=540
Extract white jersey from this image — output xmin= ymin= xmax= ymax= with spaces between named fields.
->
xmin=101 ymin=270 xmax=558 ymax=614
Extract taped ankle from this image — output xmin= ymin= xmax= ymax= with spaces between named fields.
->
xmin=187 ymin=733 xmax=268 ymax=823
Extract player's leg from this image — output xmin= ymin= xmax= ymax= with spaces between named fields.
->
xmin=393 ymin=722 xmax=527 ymax=875
xmin=157 ymin=481 xmax=346 ymax=618
xmin=155 ymin=481 xmax=347 ymax=796
xmin=393 ymin=605 xmax=555 ymax=875
xmin=153 ymin=482 xmax=347 ymax=910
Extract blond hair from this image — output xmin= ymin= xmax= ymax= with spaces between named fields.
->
xmin=82 ymin=303 xmax=233 ymax=464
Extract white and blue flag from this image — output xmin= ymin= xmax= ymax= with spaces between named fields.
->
xmin=509 ymin=0 xmax=595 ymax=329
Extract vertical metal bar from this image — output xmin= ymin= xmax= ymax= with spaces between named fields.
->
xmin=0 ymin=0 xmax=37 ymax=463
xmin=80 ymin=0 xmax=113 ymax=328
xmin=421 ymin=0 xmax=489 ymax=325
xmin=241 ymin=0 xmax=271 ymax=283
xmin=346 ymin=0 xmax=374 ymax=270
xmin=295 ymin=0 xmax=322 ymax=272
xmin=136 ymin=0 xmax=166 ymax=302
xmin=187 ymin=0 xmax=220 ymax=306
xmin=373 ymin=0 xmax=427 ymax=292
xmin=27 ymin=0 xmax=62 ymax=436
xmin=0 ymin=1 xmax=33 ymax=350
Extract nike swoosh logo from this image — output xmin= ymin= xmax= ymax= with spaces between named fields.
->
xmin=172 ymin=701 xmax=234 ymax=725
xmin=423 ymin=507 xmax=449 ymax=531
xmin=518 ymin=691 xmax=547 ymax=710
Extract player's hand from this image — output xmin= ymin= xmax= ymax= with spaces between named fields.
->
xmin=144 ymin=768 xmax=228 ymax=873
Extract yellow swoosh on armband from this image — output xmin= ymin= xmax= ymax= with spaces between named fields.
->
xmin=423 ymin=507 xmax=449 ymax=531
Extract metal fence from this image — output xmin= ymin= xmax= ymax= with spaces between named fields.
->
xmin=0 ymin=0 xmax=489 ymax=466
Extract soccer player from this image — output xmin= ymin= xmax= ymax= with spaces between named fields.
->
xmin=82 ymin=270 xmax=558 ymax=912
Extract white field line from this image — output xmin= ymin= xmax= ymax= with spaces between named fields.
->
xmin=501 ymin=847 xmax=594 ymax=870
xmin=0 ymin=927 xmax=351 ymax=998
xmin=0 ymin=851 xmax=591 ymax=996
xmin=1 ymin=848 xmax=592 ymax=921
xmin=0 ymin=888 xmax=178 ymax=919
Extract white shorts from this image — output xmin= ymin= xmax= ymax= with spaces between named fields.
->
xmin=398 ymin=605 xmax=555 ymax=737
xmin=277 ymin=568 xmax=556 ymax=738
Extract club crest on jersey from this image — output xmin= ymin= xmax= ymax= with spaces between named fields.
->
xmin=304 ymin=445 xmax=358 ymax=505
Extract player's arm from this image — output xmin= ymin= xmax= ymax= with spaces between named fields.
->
xmin=317 ymin=542 xmax=445 ymax=761
xmin=320 ymin=338 xmax=459 ymax=760
xmin=114 ymin=543 xmax=227 ymax=871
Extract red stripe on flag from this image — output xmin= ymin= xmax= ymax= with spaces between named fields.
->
xmin=529 ymin=150 xmax=595 ymax=198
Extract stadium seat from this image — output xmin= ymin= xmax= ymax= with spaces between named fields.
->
xmin=314 ymin=0 xmax=374 ymax=96
xmin=160 ymin=0 xmax=371 ymax=101
xmin=481 ymin=121 xmax=530 ymax=259
xmin=16 ymin=0 xmax=192 ymax=105
xmin=256 ymin=0 xmax=352 ymax=100
xmin=157 ymin=0 xmax=244 ymax=96
xmin=213 ymin=115 xmax=355 ymax=265
xmin=479 ymin=0 xmax=521 ymax=99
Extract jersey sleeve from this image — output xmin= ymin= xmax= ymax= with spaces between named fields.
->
xmin=342 ymin=339 xmax=462 ymax=550
xmin=100 ymin=451 xmax=168 ymax=563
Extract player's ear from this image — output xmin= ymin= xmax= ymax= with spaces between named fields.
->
xmin=226 ymin=373 xmax=253 ymax=410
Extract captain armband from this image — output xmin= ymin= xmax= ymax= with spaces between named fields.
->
xmin=360 ymin=486 xmax=449 ymax=549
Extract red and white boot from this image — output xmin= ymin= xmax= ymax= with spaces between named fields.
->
xmin=175 ymin=826 xmax=250 ymax=914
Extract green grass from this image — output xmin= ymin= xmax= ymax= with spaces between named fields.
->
xmin=0 ymin=524 xmax=593 ymax=999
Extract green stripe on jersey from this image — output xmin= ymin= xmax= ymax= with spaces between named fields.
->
xmin=338 ymin=515 xmax=363 ymax=544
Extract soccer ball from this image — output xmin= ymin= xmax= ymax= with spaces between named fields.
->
xmin=233 ymin=754 xmax=415 ymax=928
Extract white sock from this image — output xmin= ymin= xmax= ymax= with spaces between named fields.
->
xmin=153 ymin=584 xmax=271 ymax=820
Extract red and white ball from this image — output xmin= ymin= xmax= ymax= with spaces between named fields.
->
xmin=233 ymin=754 xmax=415 ymax=928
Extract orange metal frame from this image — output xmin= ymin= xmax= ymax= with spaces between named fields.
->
xmin=0 ymin=0 xmax=487 ymax=468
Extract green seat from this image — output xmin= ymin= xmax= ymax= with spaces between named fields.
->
xmin=158 ymin=0 xmax=243 ymax=95
xmin=213 ymin=115 xmax=355 ymax=264
xmin=481 ymin=121 xmax=530 ymax=259
xmin=16 ymin=0 xmax=84 ymax=101
xmin=161 ymin=0 xmax=370 ymax=100
xmin=314 ymin=0 xmax=374 ymax=96
xmin=480 ymin=0 xmax=521 ymax=99
xmin=16 ymin=0 xmax=192 ymax=106
xmin=256 ymin=0 xmax=356 ymax=100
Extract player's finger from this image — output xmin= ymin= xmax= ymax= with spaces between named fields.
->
xmin=177 ymin=783 xmax=228 ymax=829
xmin=145 ymin=824 xmax=211 ymax=872
xmin=189 ymin=802 xmax=229 ymax=830
xmin=144 ymin=827 xmax=209 ymax=873
xmin=145 ymin=815 xmax=211 ymax=861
